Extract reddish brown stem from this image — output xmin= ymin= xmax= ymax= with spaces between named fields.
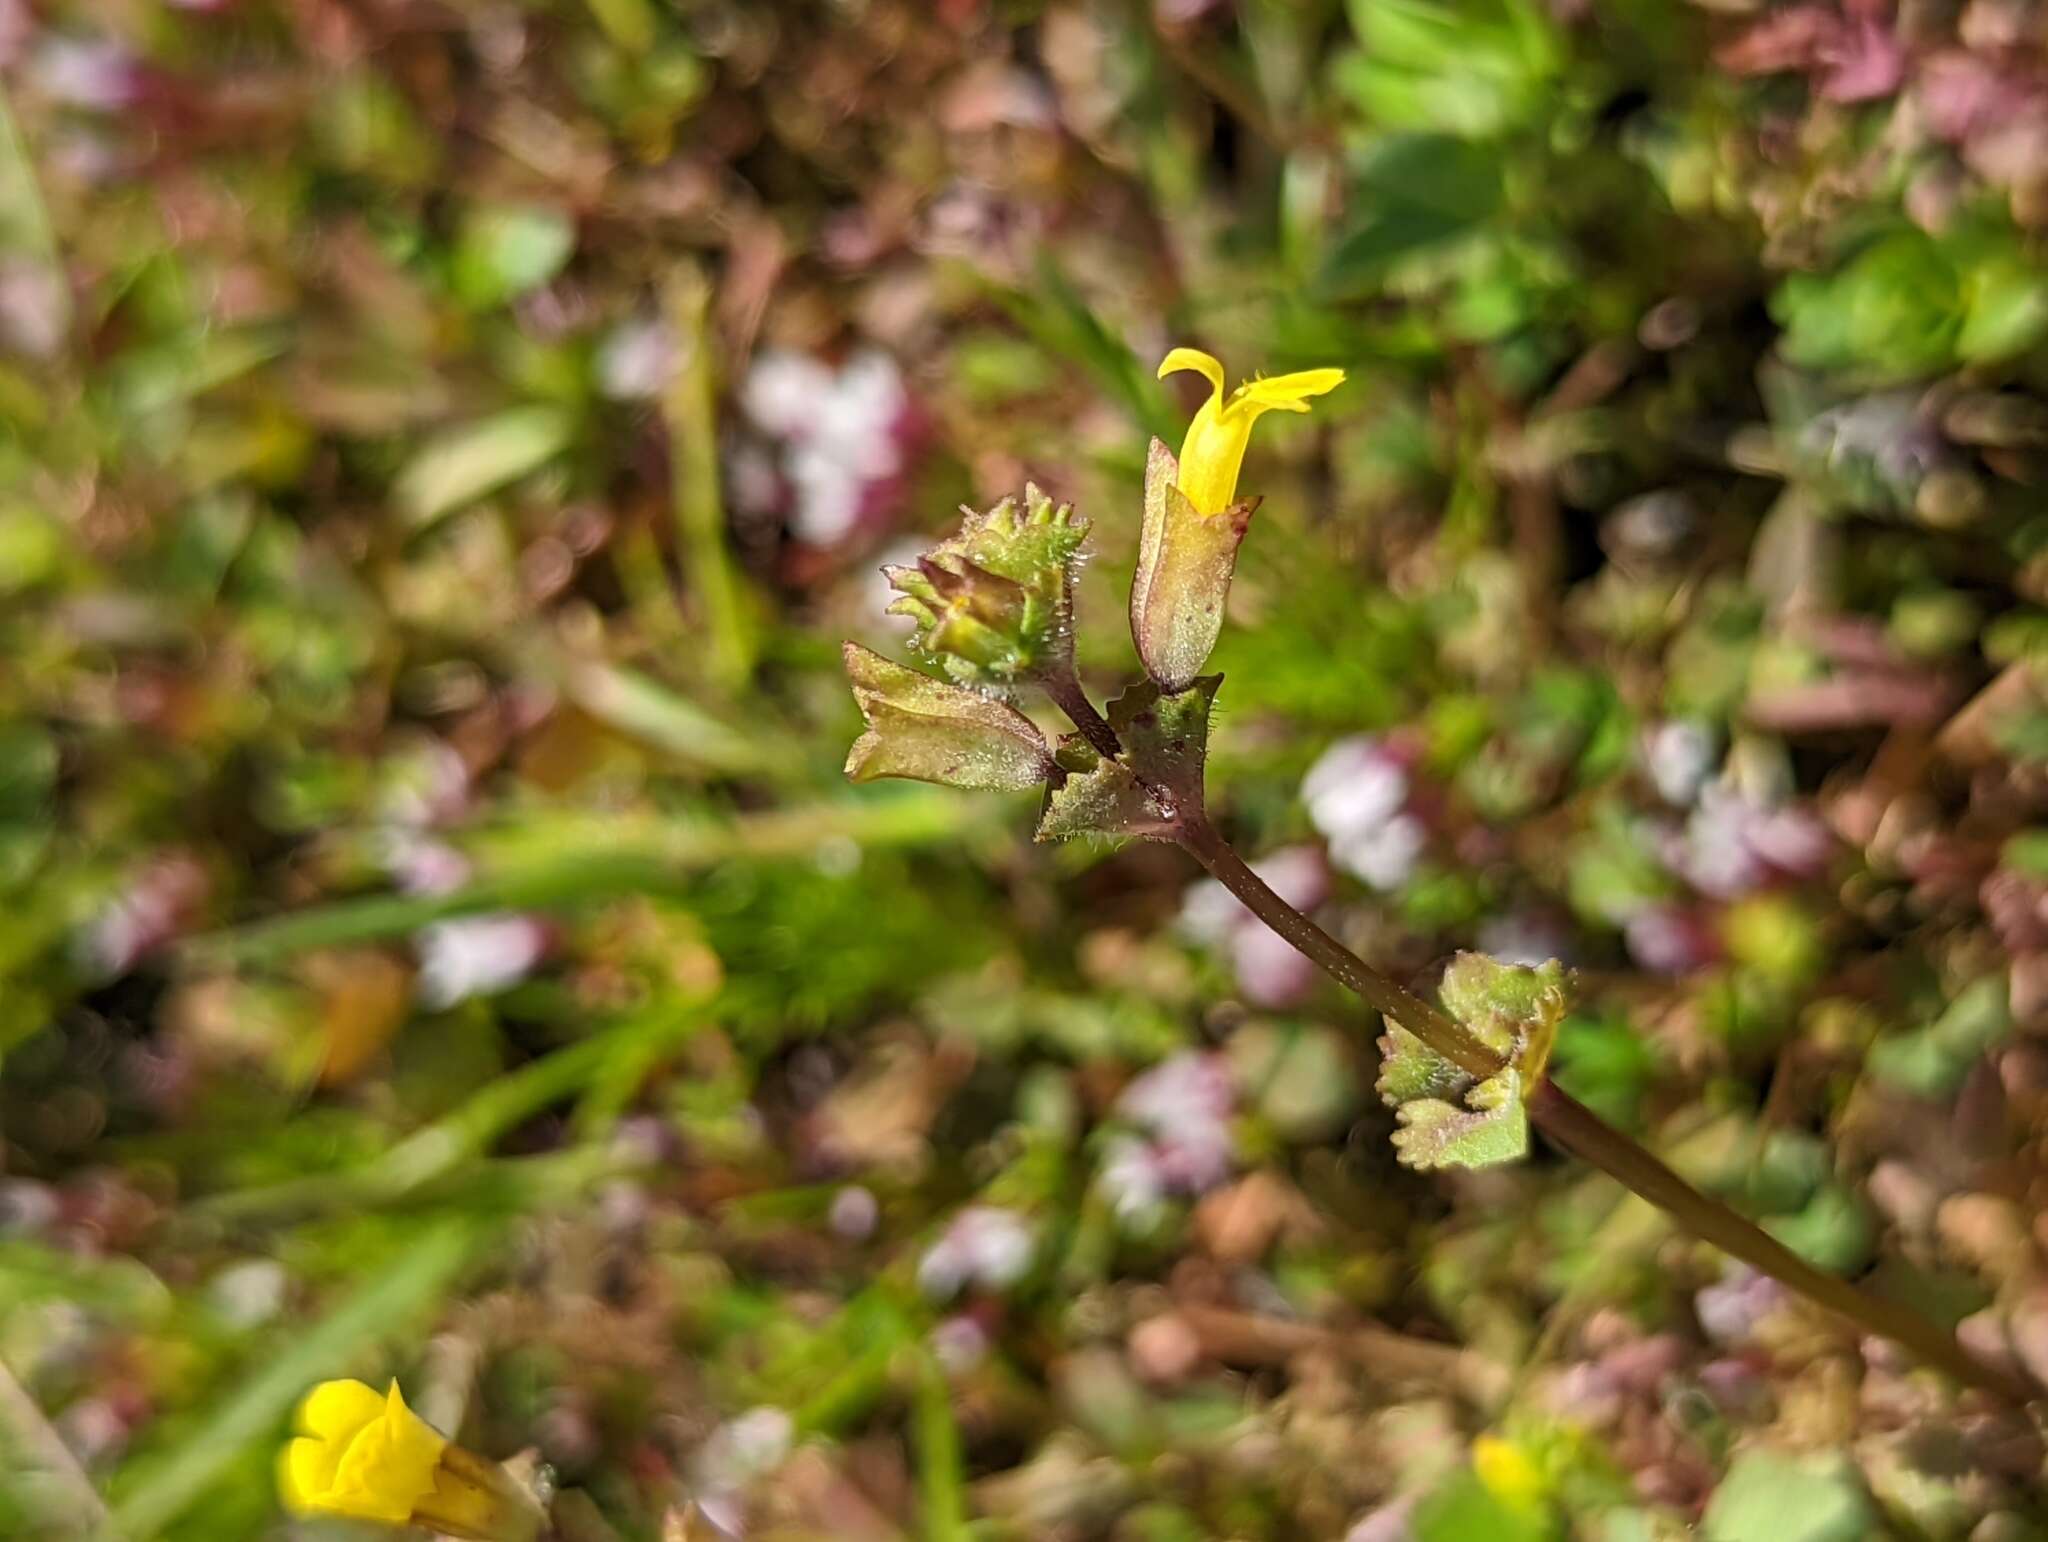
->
xmin=1176 ymin=812 xmax=2031 ymax=1406
xmin=1528 ymin=1083 xmax=2027 ymax=1400
xmin=1036 ymin=666 xmax=1125 ymax=765
xmin=1178 ymin=815 xmax=1501 ymax=1080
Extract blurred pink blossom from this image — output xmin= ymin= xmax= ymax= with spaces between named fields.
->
xmin=415 ymin=915 xmax=550 ymax=1007
xmin=930 ymin=1312 xmax=991 ymax=1371
xmin=376 ymin=740 xmax=471 ymax=828
xmin=1100 ymin=1052 xmax=1237 ymax=1220
xmin=740 ymin=348 xmax=920 ymax=550
xmin=1667 ymin=778 xmax=1831 ymax=899
xmin=1624 ymin=904 xmax=1722 ymax=976
xmin=1695 ymin=1266 xmax=1791 ymax=1347
xmin=828 ymin=1185 xmax=879 ymax=1241
xmin=1302 ymin=735 xmax=1428 ymax=890
xmin=1640 ymin=719 xmax=1716 ymax=807
xmin=596 ymin=316 xmax=678 ymax=401
xmin=81 ymin=854 xmax=210 ymax=978
xmin=1816 ymin=15 xmax=1904 ymax=102
xmin=1714 ymin=2 xmax=1903 ymax=102
xmin=32 ymin=37 xmax=142 ymax=110
xmin=689 ymin=1406 xmax=793 ymax=1538
xmin=918 ymin=1205 xmax=1035 ymax=1297
xmin=1917 ymin=51 xmax=2040 ymax=145
xmin=1181 ymin=845 xmax=1327 ymax=1005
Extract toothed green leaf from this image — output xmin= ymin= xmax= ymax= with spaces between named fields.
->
xmin=1377 ymin=952 xmax=1570 ymax=1172
xmin=1390 ymin=1067 xmax=1528 ymax=1170
xmin=1034 ymin=677 xmax=1219 ymax=842
xmin=1376 ymin=1025 xmax=1471 ymax=1104
xmin=1439 ymin=953 xmax=1567 ymax=1067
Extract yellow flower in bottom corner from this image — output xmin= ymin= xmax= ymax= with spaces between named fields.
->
xmin=281 ymin=1379 xmax=541 ymax=1541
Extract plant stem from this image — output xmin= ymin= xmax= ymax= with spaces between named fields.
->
xmin=1175 ymin=812 xmax=2031 ymax=1405
xmin=1528 ymin=1083 xmax=2024 ymax=1399
xmin=662 ymin=261 xmax=755 ymax=692
xmin=1036 ymin=666 xmax=1126 ymax=764
xmin=1178 ymin=816 xmax=1501 ymax=1081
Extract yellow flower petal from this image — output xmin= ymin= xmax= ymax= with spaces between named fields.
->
xmin=296 ymin=1377 xmax=386 ymax=1441
xmin=1156 ymin=349 xmax=1345 ymax=514
xmin=280 ymin=1379 xmax=447 ymax=1525
xmin=280 ymin=1436 xmax=341 ymax=1510
xmin=1156 ymin=347 xmax=1225 ymax=395
xmin=1237 ymin=367 xmax=1346 ymax=411
xmin=1473 ymin=1434 xmax=1547 ymax=1513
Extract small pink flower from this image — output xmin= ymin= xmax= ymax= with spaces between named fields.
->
xmin=1668 ymin=780 xmax=1831 ymax=899
xmin=1302 ymin=736 xmax=1430 ymax=890
xmin=81 ymin=855 xmax=210 ymax=978
xmin=381 ymin=833 xmax=473 ymax=897
xmin=1695 ymin=1267 xmax=1790 ymax=1347
xmin=1917 ymin=51 xmax=2036 ymax=144
xmin=596 ymin=316 xmax=678 ymax=401
xmin=828 ymin=1185 xmax=879 ymax=1241
xmin=414 ymin=914 xmax=550 ymax=1006
xmin=33 ymin=37 xmax=142 ymax=111
xmin=1101 ymin=1053 xmax=1238 ymax=1219
xmin=1100 ymin=1137 xmax=1170 ymax=1220
xmin=918 ymin=1206 xmax=1035 ymax=1297
xmin=1640 ymin=719 xmax=1716 ymax=807
xmin=0 ymin=261 xmax=67 ymax=359
xmin=740 ymin=348 xmax=919 ymax=550
xmin=689 ymin=1405 xmax=793 ymax=1532
xmin=1624 ymin=904 xmax=1722 ymax=976
xmin=1302 ymin=736 xmax=1409 ymax=842
xmin=930 ymin=1313 xmax=991 ymax=1372
xmin=1330 ymin=815 xmax=1425 ymax=891
xmin=1817 ymin=15 xmax=1904 ymax=102
xmin=1229 ymin=924 xmax=1318 ymax=1008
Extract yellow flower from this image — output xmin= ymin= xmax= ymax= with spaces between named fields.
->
xmin=1472 ymin=1433 xmax=1548 ymax=1515
xmin=1157 ymin=347 xmax=1345 ymax=515
xmin=280 ymin=1379 xmax=541 ymax=1541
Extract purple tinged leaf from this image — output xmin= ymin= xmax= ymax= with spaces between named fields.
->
xmin=1390 ymin=1068 xmax=1529 ymax=1171
xmin=1035 ymin=676 xmax=1220 ymax=843
xmin=842 ymin=643 xmax=1052 ymax=792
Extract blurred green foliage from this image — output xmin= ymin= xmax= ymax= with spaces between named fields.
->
xmin=2 ymin=0 xmax=2047 ymax=1536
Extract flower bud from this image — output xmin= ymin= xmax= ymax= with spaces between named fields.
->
xmin=883 ymin=485 xmax=1087 ymax=685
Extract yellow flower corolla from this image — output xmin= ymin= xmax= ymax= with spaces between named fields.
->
xmin=1157 ymin=348 xmax=1345 ymax=515
xmin=282 ymin=1379 xmax=444 ymax=1524
xmin=280 ymin=1379 xmax=539 ymax=1541
xmin=1472 ymin=1433 xmax=1549 ymax=1514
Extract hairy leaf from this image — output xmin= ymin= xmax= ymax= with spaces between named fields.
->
xmin=1035 ymin=677 xmax=1220 ymax=842
xmin=843 ymin=644 xmax=1052 ymax=792
xmin=1378 ymin=953 xmax=1569 ymax=1172
xmin=1391 ymin=1067 xmax=1527 ymax=1170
